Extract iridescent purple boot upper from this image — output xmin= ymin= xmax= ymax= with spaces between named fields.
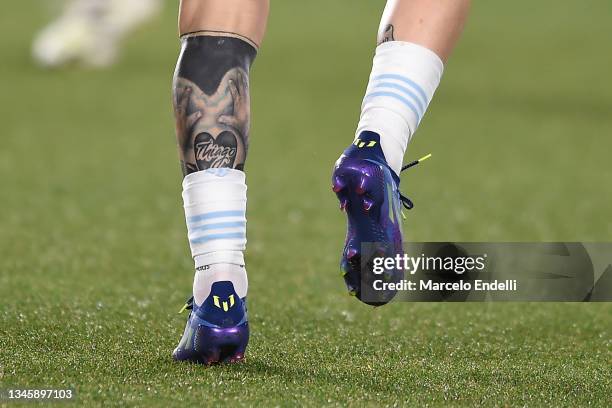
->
xmin=173 ymin=281 xmax=249 ymax=364
xmin=332 ymin=131 xmax=405 ymax=306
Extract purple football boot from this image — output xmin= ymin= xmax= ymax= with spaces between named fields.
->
xmin=173 ymin=281 xmax=248 ymax=364
xmin=332 ymin=131 xmax=416 ymax=306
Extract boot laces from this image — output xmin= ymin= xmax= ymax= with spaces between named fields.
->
xmin=398 ymin=153 xmax=431 ymax=210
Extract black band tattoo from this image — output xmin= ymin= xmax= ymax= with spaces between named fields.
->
xmin=379 ymin=24 xmax=395 ymax=44
xmin=173 ymin=35 xmax=257 ymax=175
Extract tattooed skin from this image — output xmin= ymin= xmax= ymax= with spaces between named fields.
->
xmin=379 ymin=24 xmax=395 ymax=44
xmin=173 ymin=35 xmax=256 ymax=175
xmin=174 ymin=70 xmax=249 ymax=172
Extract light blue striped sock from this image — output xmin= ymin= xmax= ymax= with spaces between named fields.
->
xmin=356 ymin=41 xmax=444 ymax=175
xmin=182 ymin=168 xmax=248 ymax=305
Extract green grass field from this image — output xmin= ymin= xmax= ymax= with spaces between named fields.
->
xmin=1 ymin=0 xmax=611 ymax=406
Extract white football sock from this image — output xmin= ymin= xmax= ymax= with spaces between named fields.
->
xmin=356 ymin=41 xmax=444 ymax=175
xmin=192 ymin=262 xmax=247 ymax=306
xmin=182 ymin=169 xmax=248 ymax=306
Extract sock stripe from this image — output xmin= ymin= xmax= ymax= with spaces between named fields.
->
xmin=187 ymin=210 xmax=245 ymax=225
xmin=364 ymin=92 xmax=421 ymax=123
xmin=189 ymin=221 xmax=246 ymax=233
xmin=189 ymin=232 xmax=246 ymax=245
xmin=372 ymin=74 xmax=429 ymax=108
xmin=368 ymin=81 xmax=425 ymax=115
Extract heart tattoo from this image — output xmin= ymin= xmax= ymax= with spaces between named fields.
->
xmin=194 ymin=131 xmax=238 ymax=169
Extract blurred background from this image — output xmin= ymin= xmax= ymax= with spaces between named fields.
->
xmin=0 ymin=0 xmax=610 ymax=405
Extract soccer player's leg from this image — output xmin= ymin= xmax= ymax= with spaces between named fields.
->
xmin=32 ymin=0 xmax=163 ymax=68
xmin=171 ymin=0 xmax=269 ymax=364
xmin=333 ymin=0 xmax=470 ymax=305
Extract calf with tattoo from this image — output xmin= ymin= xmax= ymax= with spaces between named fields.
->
xmin=171 ymin=0 xmax=267 ymax=364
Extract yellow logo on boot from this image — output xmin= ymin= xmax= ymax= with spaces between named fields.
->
xmin=213 ymin=295 xmax=235 ymax=312
xmin=353 ymin=139 xmax=377 ymax=148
